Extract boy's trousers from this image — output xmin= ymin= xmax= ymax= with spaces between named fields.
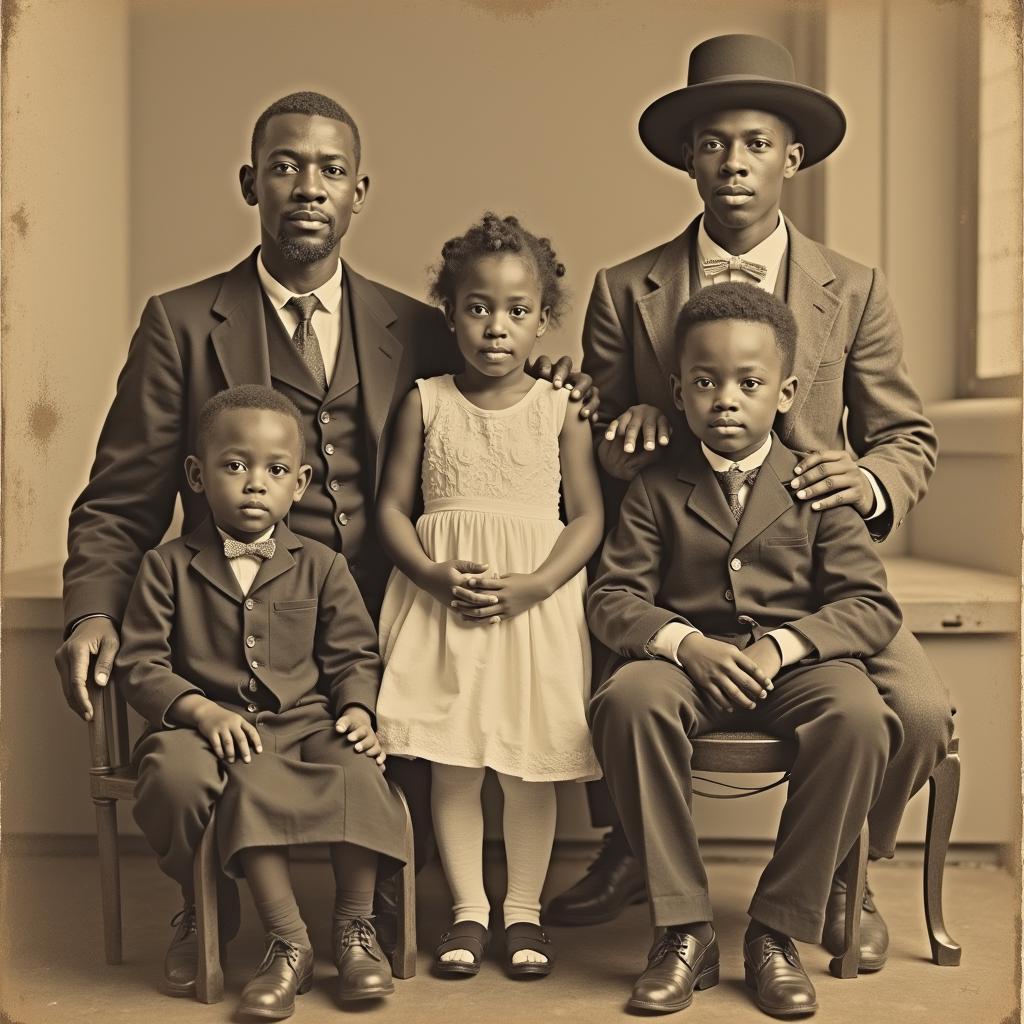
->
xmin=589 ymin=657 xmax=903 ymax=942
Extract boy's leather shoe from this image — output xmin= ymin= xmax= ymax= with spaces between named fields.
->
xmin=743 ymin=933 xmax=817 ymax=1018
xmin=544 ymin=828 xmax=647 ymax=926
xmin=161 ymin=879 xmax=241 ymax=997
xmin=332 ymin=917 xmax=394 ymax=1001
xmin=821 ymin=873 xmax=889 ymax=971
xmin=238 ymin=935 xmax=313 ymax=1020
xmin=627 ymin=929 xmax=720 ymax=1013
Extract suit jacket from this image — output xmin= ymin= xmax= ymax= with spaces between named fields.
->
xmin=586 ymin=434 xmax=902 ymax=670
xmin=115 ymin=518 xmax=381 ymax=729
xmin=580 ymin=215 xmax=938 ymax=539
xmin=63 ymin=250 xmax=458 ymax=631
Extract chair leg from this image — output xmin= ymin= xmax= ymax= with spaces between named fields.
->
xmin=93 ymin=798 xmax=122 ymax=965
xmin=829 ymin=822 xmax=868 ymax=979
xmin=391 ymin=786 xmax=417 ymax=979
xmin=193 ymin=813 xmax=224 ymax=1003
xmin=924 ymin=752 xmax=962 ymax=966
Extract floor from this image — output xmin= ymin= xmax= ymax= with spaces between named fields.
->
xmin=0 ymin=847 xmax=1018 ymax=1024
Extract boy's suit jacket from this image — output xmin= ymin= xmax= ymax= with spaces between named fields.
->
xmin=581 ymin=216 xmax=938 ymax=539
xmin=63 ymin=251 xmax=458 ymax=632
xmin=116 ymin=518 xmax=381 ymax=729
xmin=586 ymin=434 xmax=902 ymax=671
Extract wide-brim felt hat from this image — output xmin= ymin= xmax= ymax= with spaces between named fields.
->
xmin=639 ymin=34 xmax=846 ymax=170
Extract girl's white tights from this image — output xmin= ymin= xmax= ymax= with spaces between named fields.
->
xmin=430 ymin=762 xmax=557 ymax=965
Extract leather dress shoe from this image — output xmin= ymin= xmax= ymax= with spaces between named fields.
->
xmin=544 ymin=828 xmax=647 ymax=926
xmin=333 ymin=917 xmax=394 ymax=1002
xmin=627 ymin=930 xmax=720 ymax=1013
xmin=743 ymin=932 xmax=817 ymax=1018
xmin=161 ymin=879 xmax=241 ymax=997
xmin=821 ymin=873 xmax=889 ymax=971
xmin=238 ymin=934 xmax=314 ymax=1020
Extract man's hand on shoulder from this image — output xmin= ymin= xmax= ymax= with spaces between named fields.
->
xmin=598 ymin=404 xmax=673 ymax=481
xmin=54 ymin=617 xmax=120 ymax=722
xmin=789 ymin=450 xmax=875 ymax=517
xmin=527 ymin=354 xmax=600 ymax=420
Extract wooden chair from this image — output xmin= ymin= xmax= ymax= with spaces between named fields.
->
xmin=690 ymin=731 xmax=962 ymax=978
xmin=87 ymin=678 xmax=418 ymax=1003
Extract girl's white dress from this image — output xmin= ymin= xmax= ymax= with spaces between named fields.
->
xmin=376 ymin=374 xmax=600 ymax=783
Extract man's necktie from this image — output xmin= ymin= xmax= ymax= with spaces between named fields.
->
xmin=223 ymin=537 xmax=276 ymax=560
xmin=714 ymin=466 xmax=760 ymax=522
xmin=702 ymin=255 xmax=768 ymax=284
xmin=286 ymin=294 xmax=328 ymax=390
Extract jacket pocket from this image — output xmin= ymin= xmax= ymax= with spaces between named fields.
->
xmin=813 ymin=354 xmax=846 ymax=382
xmin=273 ymin=598 xmax=318 ymax=611
xmin=763 ymin=534 xmax=810 ymax=547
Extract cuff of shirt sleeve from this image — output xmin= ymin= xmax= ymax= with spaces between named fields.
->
xmin=765 ymin=627 xmax=815 ymax=667
xmin=647 ymin=622 xmax=701 ymax=664
xmin=859 ymin=467 xmax=888 ymax=521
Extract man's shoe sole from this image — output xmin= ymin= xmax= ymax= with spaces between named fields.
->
xmin=338 ymin=981 xmax=395 ymax=1001
xmin=627 ymin=962 xmax=719 ymax=1013
xmin=544 ymin=890 xmax=647 ymax=927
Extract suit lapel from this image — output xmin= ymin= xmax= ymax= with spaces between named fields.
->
xmin=210 ymin=250 xmax=273 ymax=388
xmin=344 ymin=262 xmax=406 ymax=488
xmin=779 ymin=221 xmax=842 ymax=439
xmin=636 ymin=217 xmax=701 ymax=380
xmin=730 ymin=437 xmax=798 ymax=555
xmin=187 ymin=519 xmax=244 ymax=603
xmin=248 ymin=522 xmax=303 ymax=595
xmin=677 ymin=444 xmax=737 ymax=543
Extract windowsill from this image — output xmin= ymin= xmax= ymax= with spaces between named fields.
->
xmin=4 ymin=557 xmax=1018 ymax=637
xmin=926 ymin=397 xmax=1021 ymax=455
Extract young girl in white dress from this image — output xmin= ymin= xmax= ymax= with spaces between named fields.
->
xmin=375 ymin=213 xmax=604 ymax=979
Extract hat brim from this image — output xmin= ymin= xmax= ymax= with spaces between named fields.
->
xmin=638 ymin=79 xmax=846 ymax=170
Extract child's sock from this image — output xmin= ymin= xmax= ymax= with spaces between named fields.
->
xmin=498 ymin=773 xmax=556 ymax=965
xmin=240 ymin=847 xmax=310 ymax=949
xmin=431 ymin=763 xmax=489 ymax=964
xmin=329 ymin=840 xmax=377 ymax=929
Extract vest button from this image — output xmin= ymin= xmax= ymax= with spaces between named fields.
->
xmin=320 ymin=410 xmax=331 ymax=423
xmin=248 ymin=679 xmax=258 ymax=692
xmin=338 ymin=512 xmax=349 ymax=526
xmin=730 ymin=557 xmax=742 ymax=571
xmin=247 ymin=703 xmax=258 ymax=713
xmin=724 ymin=588 xmax=734 ymax=601
xmin=246 ymin=635 xmax=256 ymax=648
xmin=251 ymin=659 xmax=259 ymax=669
xmin=245 ymin=598 xmax=255 ymax=610
xmin=329 ymin=479 xmax=340 ymax=492
xmin=324 ymin=443 xmax=336 ymax=456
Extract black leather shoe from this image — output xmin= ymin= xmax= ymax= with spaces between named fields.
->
xmin=544 ymin=828 xmax=647 ymax=926
xmin=161 ymin=880 xmax=240 ymax=997
xmin=333 ymin=917 xmax=394 ymax=1002
xmin=372 ymin=877 xmax=398 ymax=961
xmin=821 ymin=873 xmax=889 ymax=971
xmin=238 ymin=935 xmax=314 ymax=1020
xmin=743 ymin=933 xmax=817 ymax=1018
xmin=627 ymin=930 xmax=720 ymax=1013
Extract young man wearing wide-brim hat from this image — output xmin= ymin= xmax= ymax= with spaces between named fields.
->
xmin=547 ymin=32 xmax=954 ymax=1015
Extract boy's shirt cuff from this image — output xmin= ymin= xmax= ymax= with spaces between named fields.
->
xmin=860 ymin=467 xmax=887 ymax=521
xmin=648 ymin=623 xmax=814 ymax=669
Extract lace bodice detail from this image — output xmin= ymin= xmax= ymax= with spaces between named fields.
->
xmin=417 ymin=375 xmax=567 ymax=518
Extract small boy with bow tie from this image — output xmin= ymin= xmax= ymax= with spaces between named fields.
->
xmin=587 ymin=283 xmax=904 ymax=1016
xmin=116 ymin=385 xmax=407 ymax=1017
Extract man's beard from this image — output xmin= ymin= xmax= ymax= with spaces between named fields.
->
xmin=277 ymin=226 xmax=341 ymax=265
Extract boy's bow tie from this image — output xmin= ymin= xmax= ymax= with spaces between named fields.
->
xmin=702 ymin=255 xmax=768 ymax=283
xmin=223 ymin=537 xmax=276 ymax=560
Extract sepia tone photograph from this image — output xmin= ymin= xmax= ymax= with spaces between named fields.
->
xmin=1 ymin=1 xmax=1021 ymax=1022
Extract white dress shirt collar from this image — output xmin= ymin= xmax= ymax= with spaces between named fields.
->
xmin=700 ymin=434 xmax=773 ymax=474
xmin=256 ymin=252 xmax=343 ymax=314
xmin=697 ymin=212 xmax=788 ymax=293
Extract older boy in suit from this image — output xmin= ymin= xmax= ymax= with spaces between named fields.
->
xmin=588 ymin=283 xmax=903 ymax=1016
xmin=56 ymin=91 xmax=595 ymax=984
xmin=552 ymin=35 xmax=952 ymax=971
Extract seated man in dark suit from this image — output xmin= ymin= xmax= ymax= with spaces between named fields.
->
xmin=588 ymin=283 xmax=904 ymax=1017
